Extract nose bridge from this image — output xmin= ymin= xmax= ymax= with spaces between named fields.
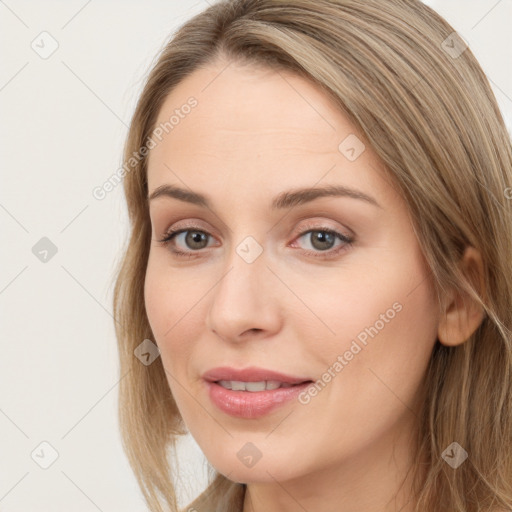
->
xmin=213 ymin=237 xmax=267 ymax=312
xmin=206 ymin=236 xmax=280 ymax=340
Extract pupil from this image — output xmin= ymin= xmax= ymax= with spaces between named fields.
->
xmin=187 ymin=231 xmax=207 ymax=249
xmin=312 ymin=231 xmax=334 ymax=251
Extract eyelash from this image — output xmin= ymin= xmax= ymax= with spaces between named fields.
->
xmin=156 ymin=223 xmax=354 ymax=260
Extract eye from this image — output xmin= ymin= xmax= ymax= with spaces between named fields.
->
xmin=156 ymin=223 xmax=354 ymax=260
xmin=156 ymin=227 xmax=215 ymax=257
xmin=292 ymin=225 xmax=354 ymax=259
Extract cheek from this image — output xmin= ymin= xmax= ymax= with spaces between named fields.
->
xmin=144 ymin=257 xmax=200 ymax=368
xmin=144 ymin=258 xmax=170 ymax=339
xmin=283 ymin=256 xmax=439 ymax=470
xmin=297 ymin=246 xmax=439 ymax=396
xmin=338 ymin=263 xmax=438 ymax=416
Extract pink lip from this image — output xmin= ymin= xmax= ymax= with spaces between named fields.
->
xmin=202 ymin=366 xmax=313 ymax=419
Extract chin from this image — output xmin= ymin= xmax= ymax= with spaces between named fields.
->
xmin=206 ymin=450 xmax=302 ymax=484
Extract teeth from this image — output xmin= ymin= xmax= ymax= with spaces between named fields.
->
xmin=244 ymin=381 xmax=266 ymax=392
xmin=217 ymin=380 xmax=292 ymax=391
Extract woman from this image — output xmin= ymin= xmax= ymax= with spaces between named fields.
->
xmin=112 ymin=1 xmax=512 ymax=510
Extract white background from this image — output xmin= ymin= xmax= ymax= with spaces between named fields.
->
xmin=1 ymin=1 xmax=511 ymax=510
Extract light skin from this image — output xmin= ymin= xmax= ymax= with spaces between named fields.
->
xmin=144 ymin=56 xmax=485 ymax=512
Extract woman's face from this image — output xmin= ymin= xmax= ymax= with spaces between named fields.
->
xmin=144 ymin=59 xmax=440 ymax=484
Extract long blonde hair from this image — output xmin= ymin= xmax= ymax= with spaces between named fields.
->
xmin=112 ymin=1 xmax=512 ymax=510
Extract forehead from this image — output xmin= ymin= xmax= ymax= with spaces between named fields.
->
xmin=146 ymin=60 xmax=395 ymax=204
xmin=150 ymin=61 xmax=353 ymax=154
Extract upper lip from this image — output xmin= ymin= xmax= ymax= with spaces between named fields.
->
xmin=203 ymin=366 xmax=313 ymax=384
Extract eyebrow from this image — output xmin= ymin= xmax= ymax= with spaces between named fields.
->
xmin=148 ymin=183 xmax=382 ymax=210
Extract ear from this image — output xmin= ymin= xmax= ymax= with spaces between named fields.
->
xmin=437 ymin=246 xmax=486 ymax=347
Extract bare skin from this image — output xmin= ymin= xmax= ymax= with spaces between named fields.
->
xmin=144 ymin=56 xmax=485 ymax=512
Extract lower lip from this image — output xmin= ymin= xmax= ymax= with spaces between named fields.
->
xmin=205 ymin=381 xmax=312 ymax=419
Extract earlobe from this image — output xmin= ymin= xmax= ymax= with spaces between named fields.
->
xmin=437 ymin=246 xmax=486 ymax=347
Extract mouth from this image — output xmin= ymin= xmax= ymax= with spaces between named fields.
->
xmin=202 ymin=367 xmax=315 ymax=419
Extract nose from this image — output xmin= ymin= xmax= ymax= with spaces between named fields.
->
xmin=205 ymin=247 xmax=282 ymax=343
